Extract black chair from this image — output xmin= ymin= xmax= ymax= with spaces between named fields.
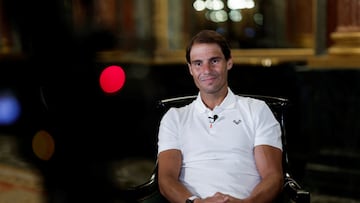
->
xmin=121 ymin=94 xmax=310 ymax=203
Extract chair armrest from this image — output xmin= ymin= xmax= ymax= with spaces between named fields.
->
xmin=283 ymin=173 xmax=310 ymax=203
xmin=121 ymin=173 xmax=158 ymax=201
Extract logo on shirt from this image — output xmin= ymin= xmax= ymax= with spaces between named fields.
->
xmin=233 ymin=119 xmax=241 ymax=125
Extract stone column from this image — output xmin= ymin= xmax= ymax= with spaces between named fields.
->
xmin=287 ymin=0 xmax=314 ymax=48
xmin=328 ymin=0 xmax=360 ymax=55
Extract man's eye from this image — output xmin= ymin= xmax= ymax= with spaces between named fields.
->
xmin=193 ymin=62 xmax=201 ymax=66
xmin=211 ymin=59 xmax=219 ymax=64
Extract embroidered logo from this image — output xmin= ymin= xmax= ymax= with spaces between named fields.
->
xmin=233 ymin=119 xmax=241 ymax=125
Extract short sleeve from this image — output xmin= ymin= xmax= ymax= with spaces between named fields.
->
xmin=157 ymin=108 xmax=181 ymax=154
xmin=253 ymin=101 xmax=282 ymax=151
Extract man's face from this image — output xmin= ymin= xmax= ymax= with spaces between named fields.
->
xmin=188 ymin=43 xmax=233 ymax=95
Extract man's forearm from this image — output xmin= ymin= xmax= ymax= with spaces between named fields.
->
xmin=159 ymin=178 xmax=194 ymax=203
xmin=243 ymin=174 xmax=283 ymax=203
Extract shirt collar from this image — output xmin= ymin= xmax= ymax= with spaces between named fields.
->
xmin=194 ymin=87 xmax=237 ymax=114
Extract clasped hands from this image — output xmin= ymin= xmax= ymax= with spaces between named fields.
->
xmin=196 ymin=192 xmax=244 ymax=203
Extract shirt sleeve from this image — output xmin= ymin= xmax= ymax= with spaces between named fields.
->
xmin=253 ymin=100 xmax=283 ymax=151
xmin=157 ymin=108 xmax=181 ymax=154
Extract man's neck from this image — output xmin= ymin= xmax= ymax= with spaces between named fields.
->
xmin=200 ymin=88 xmax=228 ymax=110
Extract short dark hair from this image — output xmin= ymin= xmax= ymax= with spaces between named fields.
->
xmin=185 ymin=30 xmax=231 ymax=63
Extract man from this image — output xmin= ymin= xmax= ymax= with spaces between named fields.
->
xmin=157 ymin=30 xmax=283 ymax=203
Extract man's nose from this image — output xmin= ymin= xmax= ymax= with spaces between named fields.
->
xmin=201 ymin=62 xmax=211 ymax=72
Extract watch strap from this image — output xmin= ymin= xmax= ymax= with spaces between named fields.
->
xmin=186 ymin=195 xmax=198 ymax=203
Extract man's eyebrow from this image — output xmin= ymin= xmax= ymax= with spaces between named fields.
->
xmin=191 ymin=59 xmax=202 ymax=63
xmin=192 ymin=56 xmax=221 ymax=62
xmin=190 ymin=56 xmax=223 ymax=64
xmin=210 ymin=56 xmax=222 ymax=60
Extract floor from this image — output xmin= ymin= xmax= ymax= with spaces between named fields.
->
xmin=311 ymin=193 xmax=360 ymax=203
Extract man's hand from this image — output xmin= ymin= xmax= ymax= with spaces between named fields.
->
xmin=196 ymin=192 xmax=242 ymax=203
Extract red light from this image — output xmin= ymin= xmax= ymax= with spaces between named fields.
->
xmin=99 ymin=65 xmax=126 ymax=93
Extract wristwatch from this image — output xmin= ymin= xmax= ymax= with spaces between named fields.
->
xmin=185 ymin=195 xmax=198 ymax=203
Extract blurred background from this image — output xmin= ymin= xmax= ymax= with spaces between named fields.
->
xmin=0 ymin=0 xmax=360 ymax=202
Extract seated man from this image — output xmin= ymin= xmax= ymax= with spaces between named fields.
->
xmin=157 ymin=30 xmax=283 ymax=203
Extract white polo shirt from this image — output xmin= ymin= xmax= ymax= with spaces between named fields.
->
xmin=157 ymin=88 xmax=282 ymax=199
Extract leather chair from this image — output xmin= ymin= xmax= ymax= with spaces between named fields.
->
xmin=121 ymin=94 xmax=310 ymax=203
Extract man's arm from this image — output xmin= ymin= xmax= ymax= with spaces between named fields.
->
xmin=158 ymin=149 xmax=195 ymax=203
xmin=243 ymin=145 xmax=284 ymax=203
xmin=221 ymin=145 xmax=283 ymax=203
xmin=158 ymin=150 xmax=231 ymax=203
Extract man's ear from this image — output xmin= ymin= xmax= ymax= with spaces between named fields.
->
xmin=227 ymin=58 xmax=233 ymax=70
xmin=188 ymin=63 xmax=193 ymax=75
